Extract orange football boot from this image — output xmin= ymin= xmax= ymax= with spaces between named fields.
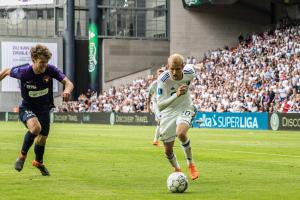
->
xmin=152 ymin=140 xmax=160 ymax=146
xmin=32 ymin=160 xmax=50 ymax=176
xmin=188 ymin=163 xmax=199 ymax=180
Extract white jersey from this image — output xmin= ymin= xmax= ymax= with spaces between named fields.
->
xmin=157 ymin=65 xmax=196 ymax=115
xmin=147 ymin=80 xmax=159 ymax=114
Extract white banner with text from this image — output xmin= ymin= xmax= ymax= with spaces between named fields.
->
xmin=1 ymin=41 xmax=58 ymax=92
xmin=0 ymin=0 xmax=53 ymax=6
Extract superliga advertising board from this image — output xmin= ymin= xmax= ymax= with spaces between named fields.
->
xmin=193 ymin=112 xmax=269 ymax=130
xmin=0 ymin=0 xmax=53 ymax=6
xmin=1 ymin=41 xmax=58 ymax=92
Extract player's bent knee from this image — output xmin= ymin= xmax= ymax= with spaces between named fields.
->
xmin=29 ymin=126 xmax=41 ymax=135
xmin=31 ymin=127 xmax=41 ymax=135
xmin=177 ymin=131 xmax=187 ymax=140
xmin=36 ymin=135 xmax=47 ymax=146
xmin=27 ymin=119 xmax=42 ymax=135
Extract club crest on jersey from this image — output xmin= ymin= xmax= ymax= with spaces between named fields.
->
xmin=43 ymin=76 xmax=51 ymax=83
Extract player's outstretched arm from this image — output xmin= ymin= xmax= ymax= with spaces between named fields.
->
xmin=61 ymin=77 xmax=74 ymax=102
xmin=0 ymin=68 xmax=11 ymax=81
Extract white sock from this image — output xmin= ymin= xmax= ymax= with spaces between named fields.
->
xmin=153 ymin=126 xmax=160 ymax=142
xmin=166 ymin=153 xmax=180 ymax=170
xmin=181 ymin=138 xmax=193 ymax=165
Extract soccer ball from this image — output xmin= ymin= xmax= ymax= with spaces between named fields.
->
xmin=167 ymin=172 xmax=188 ymax=193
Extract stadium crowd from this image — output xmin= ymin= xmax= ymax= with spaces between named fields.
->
xmin=56 ymin=20 xmax=300 ymax=113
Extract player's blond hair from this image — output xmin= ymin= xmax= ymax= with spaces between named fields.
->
xmin=30 ymin=44 xmax=52 ymax=61
xmin=168 ymin=53 xmax=184 ymax=67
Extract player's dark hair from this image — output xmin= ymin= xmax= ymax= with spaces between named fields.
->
xmin=30 ymin=44 xmax=52 ymax=61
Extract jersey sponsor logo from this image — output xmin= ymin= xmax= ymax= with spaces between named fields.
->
xmin=26 ymin=84 xmax=37 ymax=89
xmin=28 ymin=88 xmax=49 ymax=98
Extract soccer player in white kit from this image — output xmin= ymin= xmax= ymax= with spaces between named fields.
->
xmin=157 ymin=53 xmax=199 ymax=180
xmin=147 ymin=68 xmax=164 ymax=146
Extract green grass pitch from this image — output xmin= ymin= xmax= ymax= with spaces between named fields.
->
xmin=0 ymin=122 xmax=299 ymax=200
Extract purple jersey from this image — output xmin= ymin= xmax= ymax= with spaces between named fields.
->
xmin=10 ymin=63 xmax=65 ymax=113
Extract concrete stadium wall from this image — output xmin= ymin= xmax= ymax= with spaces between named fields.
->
xmin=273 ymin=3 xmax=300 ymax=20
xmin=102 ymin=39 xmax=169 ymax=82
xmin=241 ymin=0 xmax=300 ymax=21
xmin=0 ymin=37 xmax=63 ymax=112
xmin=240 ymin=0 xmax=271 ymax=12
xmin=170 ymin=0 xmax=270 ymax=59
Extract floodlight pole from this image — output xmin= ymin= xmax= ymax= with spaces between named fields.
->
xmin=64 ymin=0 xmax=75 ymax=99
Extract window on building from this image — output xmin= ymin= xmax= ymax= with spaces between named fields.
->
xmin=37 ymin=10 xmax=43 ymax=19
xmin=154 ymin=5 xmax=165 ymax=18
xmin=47 ymin=9 xmax=54 ymax=19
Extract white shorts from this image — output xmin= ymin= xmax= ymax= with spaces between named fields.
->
xmin=152 ymin=102 xmax=161 ymax=122
xmin=159 ymin=108 xmax=195 ymax=143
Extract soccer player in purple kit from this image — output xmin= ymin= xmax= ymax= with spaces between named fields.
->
xmin=0 ymin=44 xmax=74 ymax=176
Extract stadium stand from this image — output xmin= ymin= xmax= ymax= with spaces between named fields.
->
xmin=56 ymin=19 xmax=300 ymax=113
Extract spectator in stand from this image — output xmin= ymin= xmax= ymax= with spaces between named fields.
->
xmin=57 ymin=19 xmax=300 ymax=113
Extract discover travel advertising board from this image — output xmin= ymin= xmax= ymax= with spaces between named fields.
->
xmin=192 ymin=112 xmax=268 ymax=130
xmin=269 ymin=113 xmax=300 ymax=131
xmin=52 ymin=112 xmax=156 ymax=126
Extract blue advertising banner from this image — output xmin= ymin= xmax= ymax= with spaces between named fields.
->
xmin=192 ymin=112 xmax=268 ymax=130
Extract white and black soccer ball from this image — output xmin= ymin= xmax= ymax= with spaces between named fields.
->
xmin=167 ymin=172 xmax=188 ymax=193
